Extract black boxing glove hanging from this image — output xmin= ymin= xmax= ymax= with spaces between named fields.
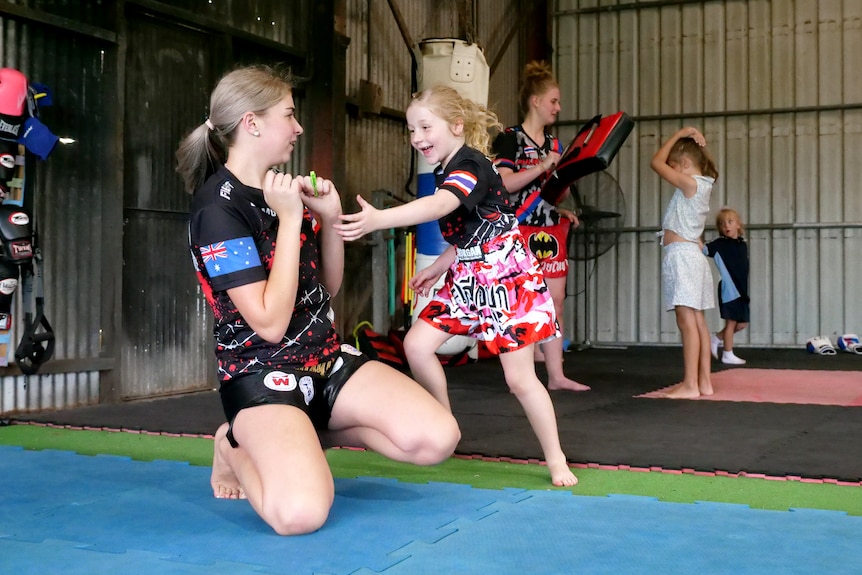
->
xmin=0 ymin=204 xmax=33 ymax=262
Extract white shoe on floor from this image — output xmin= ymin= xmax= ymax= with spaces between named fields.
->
xmin=721 ymin=351 xmax=746 ymax=365
xmin=710 ymin=334 xmax=722 ymax=360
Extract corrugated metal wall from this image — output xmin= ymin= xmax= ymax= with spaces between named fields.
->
xmin=0 ymin=0 xmax=313 ymax=414
xmin=553 ymin=0 xmax=862 ymax=348
xmin=478 ymin=0 xmax=521 ymax=127
xmin=0 ymin=9 xmax=115 ymax=413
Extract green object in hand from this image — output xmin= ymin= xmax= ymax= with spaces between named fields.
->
xmin=310 ymin=170 xmax=318 ymax=196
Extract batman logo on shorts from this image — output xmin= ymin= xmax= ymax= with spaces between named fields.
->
xmin=528 ymin=231 xmax=559 ymax=260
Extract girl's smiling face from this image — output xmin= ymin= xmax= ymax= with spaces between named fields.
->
xmin=406 ymin=102 xmax=464 ymax=168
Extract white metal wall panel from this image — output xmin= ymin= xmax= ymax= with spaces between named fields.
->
xmin=1 ymin=372 xmax=99 ymax=415
xmin=477 ymin=0 xmax=519 ymax=126
xmin=554 ymin=0 xmax=862 ymax=348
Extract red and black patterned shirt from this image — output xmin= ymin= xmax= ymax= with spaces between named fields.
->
xmin=188 ymin=166 xmax=340 ymax=382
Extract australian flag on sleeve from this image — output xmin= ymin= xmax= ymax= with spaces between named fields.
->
xmin=200 ymin=237 xmax=261 ymax=277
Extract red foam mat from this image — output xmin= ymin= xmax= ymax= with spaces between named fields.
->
xmin=639 ymin=368 xmax=862 ymax=406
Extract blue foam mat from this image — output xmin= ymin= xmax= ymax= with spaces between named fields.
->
xmin=3 ymin=446 xmax=862 ymax=575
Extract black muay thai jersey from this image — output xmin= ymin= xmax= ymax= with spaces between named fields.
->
xmin=434 ymin=145 xmax=517 ymax=249
xmin=188 ymin=166 xmax=340 ymax=382
xmin=492 ymin=126 xmax=564 ymax=227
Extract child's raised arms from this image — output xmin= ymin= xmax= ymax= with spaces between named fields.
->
xmin=650 ymin=126 xmax=707 ymax=198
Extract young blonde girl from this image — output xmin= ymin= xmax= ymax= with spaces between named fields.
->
xmin=335 ymin=85 xmax=578 ymax=486
xmin=650 ymin=127 xmax=719 ymax=398
xmin=705 ymin=207 xmax=749 ymax=364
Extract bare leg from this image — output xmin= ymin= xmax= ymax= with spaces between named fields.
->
xmin=499 ymin=345 xmax=577 ymax=487
xmin=694 ymin=311 xmax=713 ymax=395
xmin=543 ymin=276 xmax=590 ymax=391
xmin=328 ymin=361 xmax=460 ymax=465
xmin=225 ymin=404 xmax=335 ymax=536
xmin=402 ymin=320 xmax=459 ymax=410
xmin=211 ymin=422 xmax=245 ymax=499
xmin=661 ymin=306 xmax=702 ymax=398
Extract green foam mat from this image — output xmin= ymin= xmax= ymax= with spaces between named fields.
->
xmin=2 ymin=423 xmax=861 ymax=515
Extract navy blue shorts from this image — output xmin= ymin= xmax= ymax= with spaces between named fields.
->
xmin=719 ymin=297 xmax=750 ymax=323
xmin=219 ymin=345 xmax=369 ymax=448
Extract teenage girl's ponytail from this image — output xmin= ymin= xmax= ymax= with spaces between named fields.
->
xmin=176 ymin=123 xmax=227 ymax=194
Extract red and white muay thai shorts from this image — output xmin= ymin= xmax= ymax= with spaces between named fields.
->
xmin=418 ymin=228 xmax=560 ymax=354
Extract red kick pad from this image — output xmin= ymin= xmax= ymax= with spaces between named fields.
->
xmin=540 ymin=111 xmax=634 ymax=205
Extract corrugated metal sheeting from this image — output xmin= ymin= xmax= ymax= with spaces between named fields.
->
xmin=0 ymin=1 xmax=312 ymax=414
xmin=2 ymin=372 xmax=100 ymax=413
xmin=478 ymin=0 xmax=522 ymax=127
xmin=0 ymin=11 xmax=114 ymax=413
xmin=553 ymin=0 xmax=862 ymax=347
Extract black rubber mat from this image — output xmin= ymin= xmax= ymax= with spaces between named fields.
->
xmin=11 ymin=346 xmax=862 ymax=481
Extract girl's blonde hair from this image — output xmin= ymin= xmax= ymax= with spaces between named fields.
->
xmin=519 ymin=60 xmax=558 ymax=118
xmin=716 ymin=207 xmax=745 ymax=237
xmin=667 ymin=137 xmax=719 ymax=180
xmin=176 ymin=65 xmax=294 ymax=194
xmin=408 ymin=85 xmax=502 ymax=156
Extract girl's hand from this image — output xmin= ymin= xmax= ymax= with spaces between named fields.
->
xmin=334 ymin=195 xmax=380 ymax=241
xmin=297 ymin=174 xmax=342 ymax=222
xmin=262 ymin=169 xmax=304 ymax=222
xmin=558 ymin=207 xmax=580 ymax=228
xmin=683 ymin=126 xmax=707 ymax=147
xmin=409 ymin=266 xmax=444 ymax=297
xmin=542 ymin=151 xmax=562 ymax=172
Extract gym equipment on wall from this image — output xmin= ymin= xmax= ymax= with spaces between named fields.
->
xmin=0 ymin=67 xmax=58 ymax=374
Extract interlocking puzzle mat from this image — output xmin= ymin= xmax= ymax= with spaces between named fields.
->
xmin=640 ymin=368 xmax=862 ymax=406
xmin=4 ymin=445 xmax=862 ymax=575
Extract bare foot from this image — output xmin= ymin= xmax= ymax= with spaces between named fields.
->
xmin=547 ymin=456 xmax=578 ymax=487
xmin=698 ymin=380 xmax=714 ymax=396
xmin=660 ymin=382 xmax=701 ymax=399
xmin=548 ymin=376 xmax=591 ymax=392
xmin=211 ymin=423 xmax=245 ymax=499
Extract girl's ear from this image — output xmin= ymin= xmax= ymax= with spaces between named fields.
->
xmin=240 ymin=111 xmax=258 ymax=135
xmin=451 ymin=119 xmax=465 ymax=136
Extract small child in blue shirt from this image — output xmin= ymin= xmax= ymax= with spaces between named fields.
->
xmin=704 ymin=207 xmax=749 ymax=365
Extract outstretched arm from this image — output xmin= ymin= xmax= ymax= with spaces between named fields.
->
xmin=334 ymin=190 xmax=461 ymax=241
